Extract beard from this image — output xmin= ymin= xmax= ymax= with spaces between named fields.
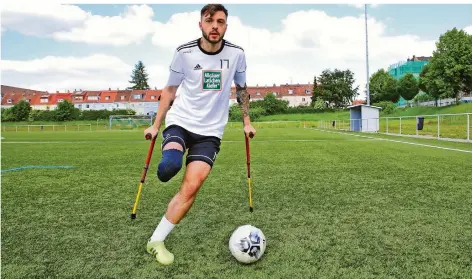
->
xmin=202 ymin=30 xmax=225 ymax=44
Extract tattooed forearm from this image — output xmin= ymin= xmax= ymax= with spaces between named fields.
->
xmin=236 ymin=83 xmax=250 ymax=118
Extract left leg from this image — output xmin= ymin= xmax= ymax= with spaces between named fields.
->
xmin=165 ymin=160 xmax=211 ymax=224
xmin=147 ymin=134 xmax=221 ymax=265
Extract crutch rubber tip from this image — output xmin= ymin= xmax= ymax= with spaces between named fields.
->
xmin=130 ymin=214 xmax=136 ymax=219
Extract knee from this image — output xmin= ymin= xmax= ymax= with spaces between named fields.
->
xmin=157 ymin=149 xmax=183 ymax=182
xmin=180 ymin=175 xmax=205 ymax=199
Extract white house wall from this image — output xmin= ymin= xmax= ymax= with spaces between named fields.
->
xmin=281 ymin=96 xmax=311 ymax=107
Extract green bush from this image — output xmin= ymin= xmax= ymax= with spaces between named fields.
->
xmin=28 ymin=110 xmax=57 ymax=121
xmin=229 ymin=104 xmax=265 ymax=122
xmin=1 ymin=108 xmax=15 ymax=122
xmin=373 ymin=101 xmax=397 ymax=115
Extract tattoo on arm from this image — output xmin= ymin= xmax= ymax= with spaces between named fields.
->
xmin=236 ymin=83 xmax=250 ymax=117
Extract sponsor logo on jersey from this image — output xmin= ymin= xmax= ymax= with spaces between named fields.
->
xmin=202 ymin=70 xmax=222 ymax=91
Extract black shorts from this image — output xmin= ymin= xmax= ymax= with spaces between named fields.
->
xmin=161 ymin=125 xmax=221 ymax=168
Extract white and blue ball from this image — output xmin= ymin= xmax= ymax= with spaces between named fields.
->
xmin=229 ymin=224 xmax=266 ymax=264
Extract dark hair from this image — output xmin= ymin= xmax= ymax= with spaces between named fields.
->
xmin=201 ymin=4 xmax=228 ymax=18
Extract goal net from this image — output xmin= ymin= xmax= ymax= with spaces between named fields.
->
xmin=109 ymin=115 xmax=154 ymax=130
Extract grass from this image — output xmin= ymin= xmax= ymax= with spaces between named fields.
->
xmin=388 ymin=102 xmax=472 ymax=117
xmin=2 ymin=127 xmax=472 ymax=278
xmin=379 ymin=115 xmax=472 ymax=140
xmin=258 ymin=103 xmax=472 ymax=122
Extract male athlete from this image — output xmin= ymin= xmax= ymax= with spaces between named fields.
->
xmin=143 ymin=4 xmax=255 ymax=265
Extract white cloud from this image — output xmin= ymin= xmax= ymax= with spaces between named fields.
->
xmin=149 ymin=9 xmax=435 ymax=96
xmin=1 ymin=3 xmax=89 ymax=37
xmin=348 ymin=4 xmax=380 ymax=9
xmin=53 ymin=5 xmax=156 ymax=46
xmin=1 ymin=4 xmax=156 ymax=46
xmin=2 ymin=6 xmax=438 ymax=99
xmin=464 ymin=25 xmax=472 ymax=35
xmin=1 ymin=55 xmax=133 ymax=92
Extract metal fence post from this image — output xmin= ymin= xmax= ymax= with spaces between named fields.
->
xmin=437 ymin=115 xmax=440 ymax=139
xmin=416 ymin=116 xmax=418 ymax=136
xmin=386 ymin=118 xmax=388 ymax=133
xmin=467 ymin=114 xmax=470 ymax=141
xmin=400 ymin=117 xmax=402 ymax=135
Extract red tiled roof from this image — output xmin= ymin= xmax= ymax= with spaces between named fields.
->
xmin=130 ymin=90 xmax=147 ymax=103
xmin=1 ymin=92 xmax=24 ymax=106
xmin=115 ymin=90 xmax=131 ymax=103
xmin=82 ymin=91 xmax=102 ymax=103
xmin=144 ymin=90 xmax=161 ymax=102
xmin=100 ymin=90 xmax=118 ymax=103
xmin=352 ymin=99 xmax=365 ymax=105
xmin=2 ymin=83 xmax=316 ymax=106
xmin=50 ymin=93 xmax=73 ymax=105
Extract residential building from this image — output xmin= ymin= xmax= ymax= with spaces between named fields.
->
xmin=388 ymin=55 xmax=431 ymax=80
xmin=2 ymin=82 xmax=314 ymax=114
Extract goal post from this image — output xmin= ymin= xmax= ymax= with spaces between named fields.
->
xmin=109 ymin=115 xmax=154 ymax=130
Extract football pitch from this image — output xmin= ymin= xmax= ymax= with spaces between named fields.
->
xmin=2 ymin=126 xmax=472 ymax=278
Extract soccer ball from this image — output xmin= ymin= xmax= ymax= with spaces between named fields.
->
xmin=229 ymin=224 xmax=266 ymax=264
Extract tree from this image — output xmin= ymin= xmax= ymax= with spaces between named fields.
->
xmin=369 ymin=69 xmax=399 ymax=103
xmin=128 ymin=61 xmax=150 ymax=90
xmin=427 ymin=28 xmax=472 ymax=102
xmin=419 ymin=63 xmax=445 ymax=107
xmin=397 ymin=73 xmax=419 ymax=100
xmin=11 ymin=100 xmax=31 ymax=121
xmin=55 ymin=100 xmax=80 ymax=121
xmin=311 ymin=75 xmax=324 ymax=106
xmin=315 ymin=69 xmax=359 ymax=108
xmin=261 ymin=93 xmax=288 ymax=114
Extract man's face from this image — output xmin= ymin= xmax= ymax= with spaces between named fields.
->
xmin=199 ymin=11 xmax=227 ymax=44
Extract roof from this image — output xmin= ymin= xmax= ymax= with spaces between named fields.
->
xmin=144 ymin=90 xmax=161 ymax=102
xmin=347 ymin=104 xmax=382 ymax=110
xmin=100 ymin=90 xmax=118 ymax=103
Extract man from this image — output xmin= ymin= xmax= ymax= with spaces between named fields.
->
xmin=143 ymin=4 xmax=255 ymax=265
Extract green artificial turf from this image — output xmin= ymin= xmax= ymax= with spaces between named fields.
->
xmin=2 ymin=127 xmax=472 ymax=278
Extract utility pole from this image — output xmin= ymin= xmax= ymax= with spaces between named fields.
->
xmin=365 ymin=4 xmax=371 ymax=106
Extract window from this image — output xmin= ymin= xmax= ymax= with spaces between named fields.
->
xmin=105 ymin=96 xmax=110 ymax=100
xmin=58 ymin=99 xmax=63 ymax=102
xmin=86 ymin=104 xmax=90 ymax=108
xmin=256 ymin=92 xmax=261 ymax=96
xmin=121 ymin=96 xmax=125 ymax=100
xmin=302 ymin=98 xmax=306 ymax=102
xmin=133 ymin=94 xmax=142 ymax=99
xmin=7 ymin=99 xmax=12 ymax=103
xmin=288 ymin=89 xmax=293 ymax=94
xmin=41 ymin=98 xmax=48 ymax=103
xmin=151 ymin=96 xmax=156 ymax=100
xmin=87 ymin=96 xmax=98 ymax=101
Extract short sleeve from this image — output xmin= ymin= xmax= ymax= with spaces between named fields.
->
xmin=166 ymin=49 xmax=185 ymax=86
xmin=234 ymin=51 xmax=247 ymax=87
xmin=236 ymin=51 xmax=247 ymax=73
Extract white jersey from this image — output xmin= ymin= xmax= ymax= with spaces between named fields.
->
xmin=164 ymin=38 xmax=247 ymax=139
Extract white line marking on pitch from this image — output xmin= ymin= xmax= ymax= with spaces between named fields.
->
xmin=310 ymin=128 xmax=472 ymax=154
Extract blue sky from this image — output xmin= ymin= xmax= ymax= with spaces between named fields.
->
xmin=2 ymin=3 xmax=471 ymax=97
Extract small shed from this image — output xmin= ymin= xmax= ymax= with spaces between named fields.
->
xmin=347 ymin=104 xmax=382 ymax=132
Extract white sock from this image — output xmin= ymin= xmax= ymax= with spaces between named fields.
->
xmin=150 ymin=215 xmax=176 ymax=242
